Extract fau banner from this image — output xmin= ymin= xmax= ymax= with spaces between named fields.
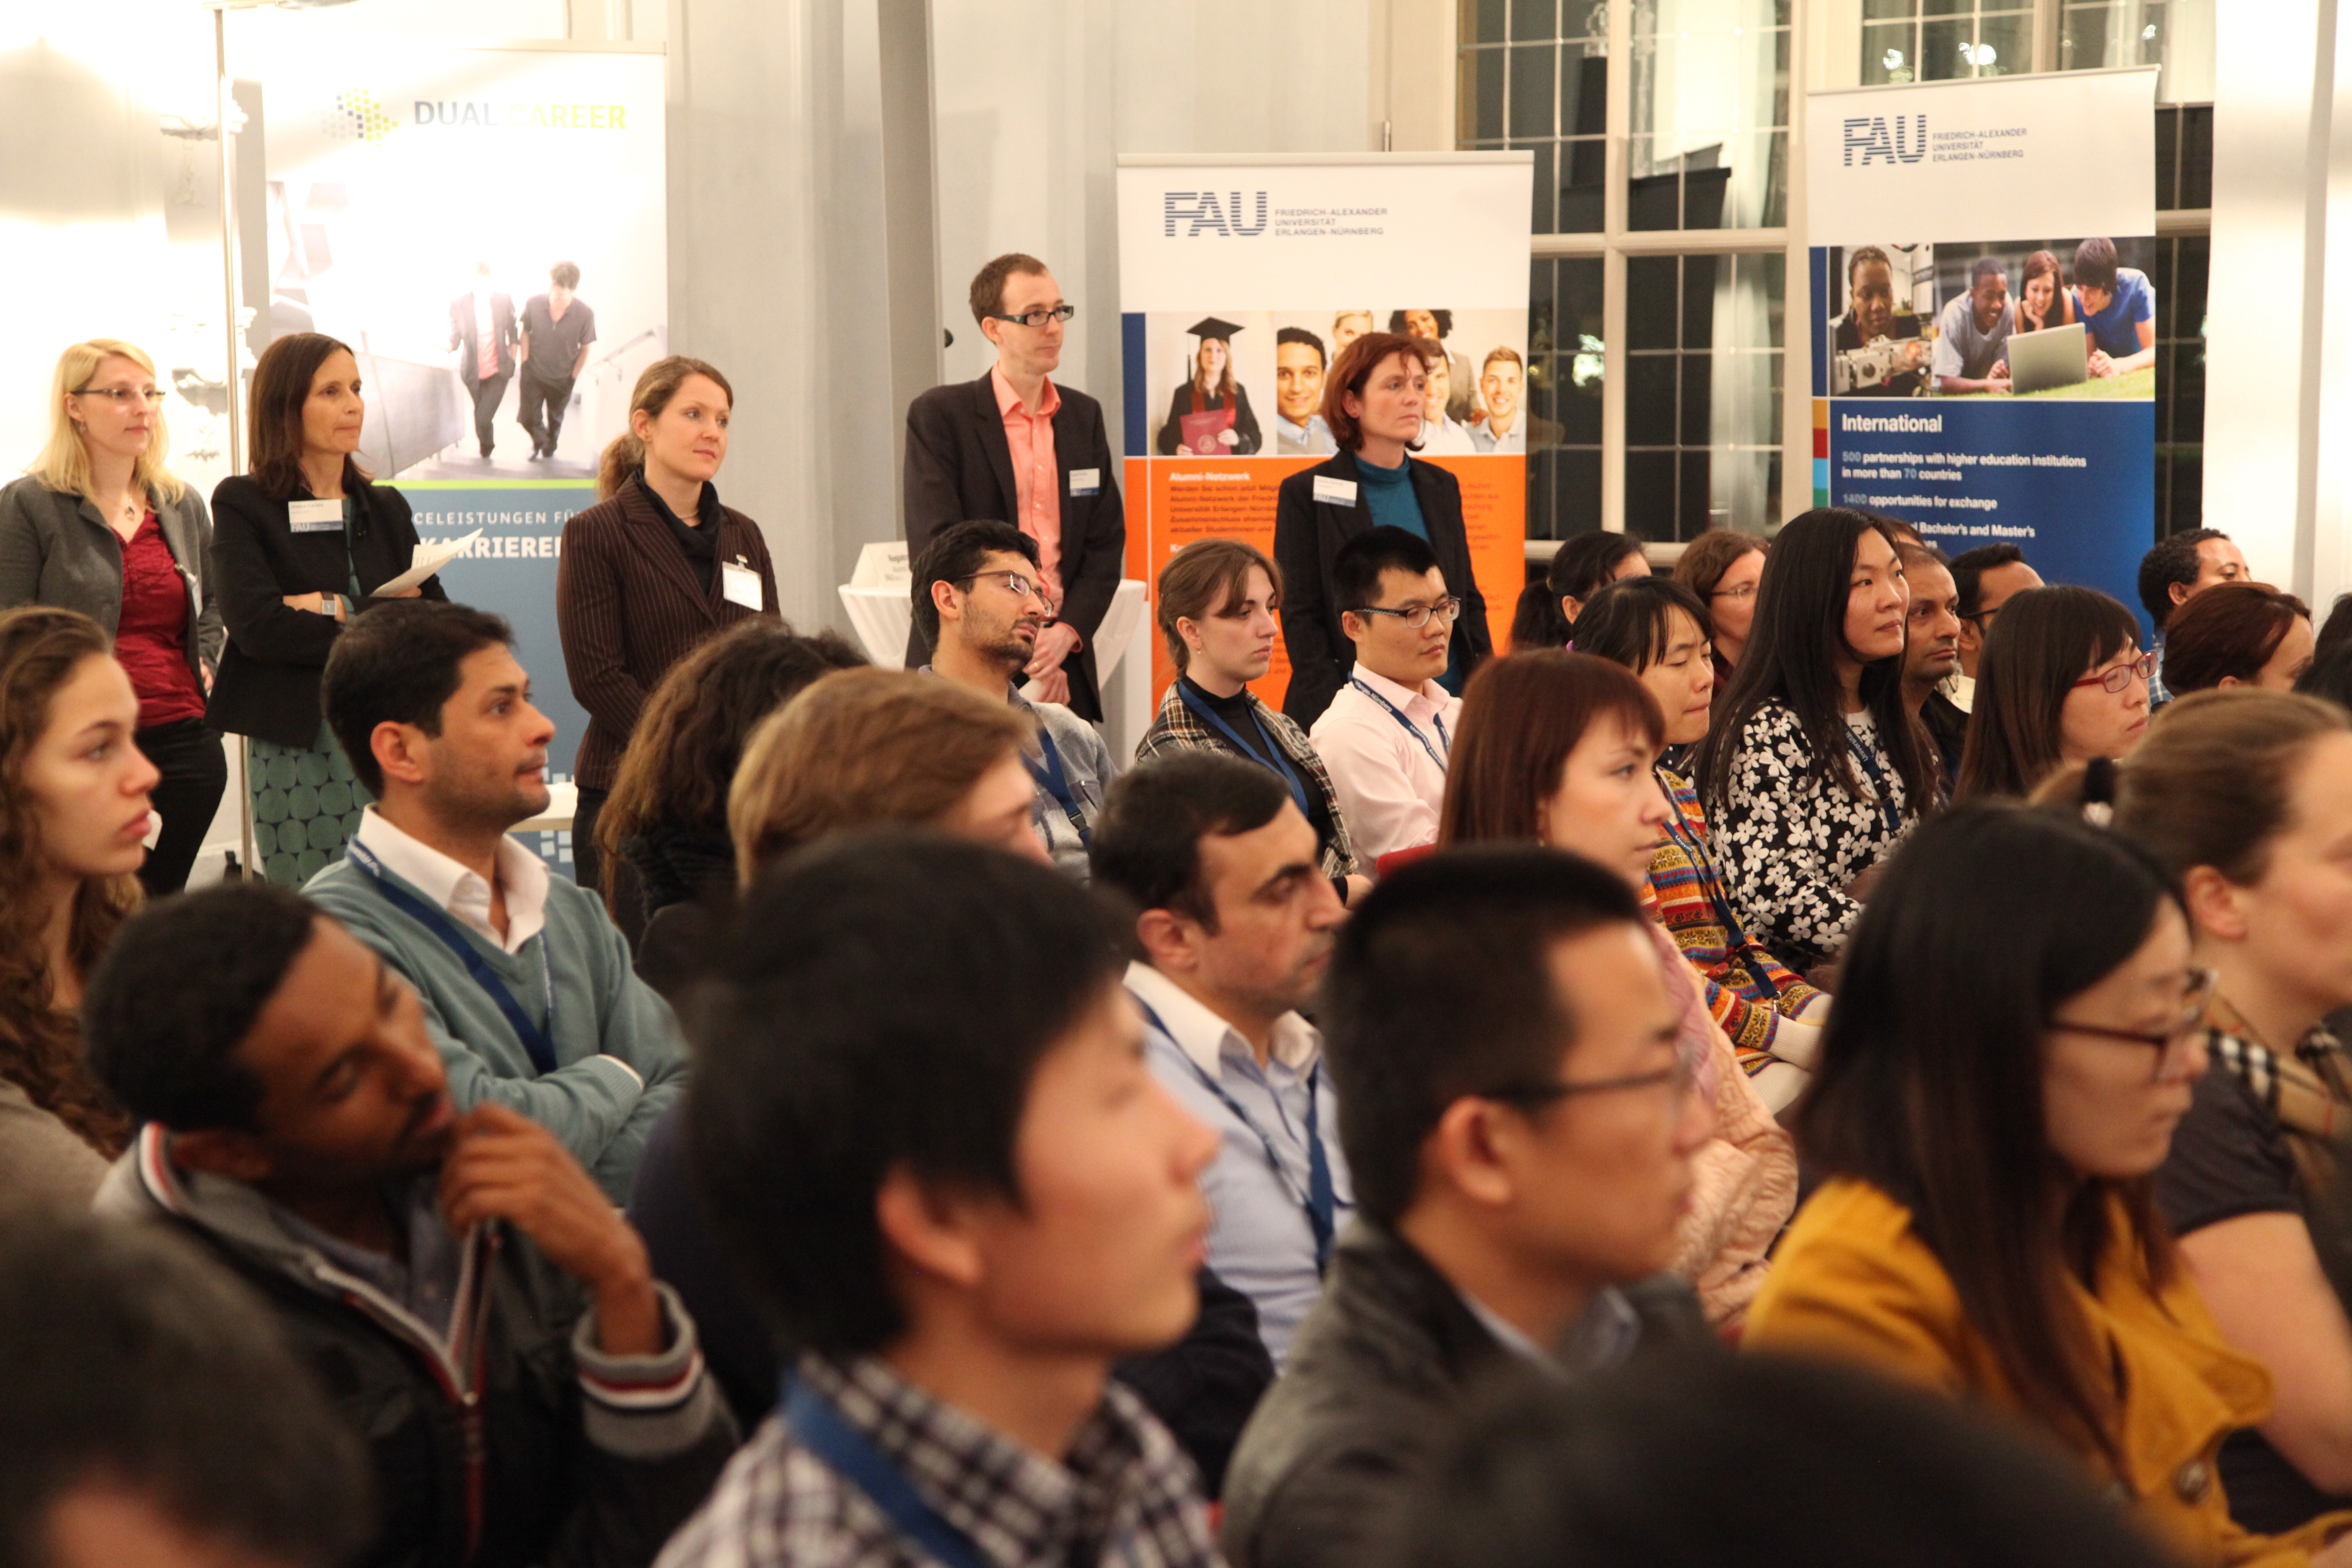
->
xmin=1116 ymin=154 xmax=1533 ymax=706
xmin=1807 ymin=69 xmax=2158 ymax=630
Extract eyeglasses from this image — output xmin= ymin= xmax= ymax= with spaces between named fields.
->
xmin=2048 ymin=966 xmax=2219 ymax=1081
xmin=1710 ymin=582 xmax=1758 ymax=602
xmin=72 ymin=387 xmax=166 ymax=406
xmin=2070 ymin=650 xmax=2157 ymax=694
xmin=988 ymin=304 xmax=1076 ymax=330
xmin=1354 ymin=597 xmax=1465 ymax=630
xmin=959 ymin=570 xmax=1056 ymax=614
xmin=1480 ymin=1051 xmax=1697 ymax=1109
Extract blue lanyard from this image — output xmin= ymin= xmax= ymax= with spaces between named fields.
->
xmin=1023 ymin=727 xmax=1089 ymax=848
xmin=1135 ymin=997 xmax=1334 ymax=1273
xmin=782 ymin=1378 xmax=991 ymax=1568
xmin=1176 ymin=681 xmax=1311 ymax=818
xmin=1349 ymin=677 xmax=1449 ymax=774
xmin=346 ymin=840 xmax=558 ymax=1073
xmin=1841 ymin=724 xmax=1905 ymax=841
xmin=1654 ymin=768 xmax=1787 ymax=998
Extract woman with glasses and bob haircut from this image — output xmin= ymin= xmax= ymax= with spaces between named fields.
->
xmin=1747 ymin=803 xmax=2352 ymax=1567
xmin=1440 ymin=649 xmax=1796 ymax=1328
xmin=1955 ymin=584 xmax=2148 ymax=802
xmin=0 ymin=340 xmax=222 ymax=893
xmin=2036 ymin=691 xmax=2352 ymax=1537
xmin=1673 ymin=529 xmax=1769 ymax=688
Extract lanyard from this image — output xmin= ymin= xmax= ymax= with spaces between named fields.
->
xmin=1023 ymin=727 xmax=1090 ymax=848
xmin=782 ymin=1378 xmax=991 ymax=1568
xmin=1841 ymin=724 xmax=1905 ymax=842
xmin=1176 ymin=682 xmax=1311 ymax=818
xmin=1349 ymin=677 xmax=1449 ymax=774
xmin=1136 ymin=998 xmax=1334 ymax=1273
xmin=1654 ymin=769 xmax=1785 ymax=998
xmin=347 ymin=841 xmax=557 ymax=1073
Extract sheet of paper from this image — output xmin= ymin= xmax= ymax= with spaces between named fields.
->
xmin=374 ymin=530 xmax=481 ymax=597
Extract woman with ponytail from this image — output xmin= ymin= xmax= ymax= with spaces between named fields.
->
xmin=556 ymin=356 xmax=778 ymax=893
xmin=2036 ymin=691 xmax=2352 ymax=1535
xmin=1508 ymin=529 xmax=1649 ymax=651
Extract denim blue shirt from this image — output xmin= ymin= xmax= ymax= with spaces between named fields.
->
xmin=1128 ymin=962 xmax=1353 ymax=1367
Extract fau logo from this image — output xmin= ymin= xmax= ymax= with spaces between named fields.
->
xmin=1163 ymin=191 xmax=1271 ymax=237
xmin=1842 ymin=114 xmax=1928 ymax=166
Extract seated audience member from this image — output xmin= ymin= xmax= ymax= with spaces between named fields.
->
xmin=0 ymin=1213 xmax=371 ymax=1568
xmin=1896 ymin=542 xmax=1970 ymax=783
xmin=2141 ymin=528 xmax=2252 ymax=702
xmin=311 ymin=600 xmax=686 ymax=1201
xmin=1696 ymin=509 xmax=1934 ymax=980
xmin=1509 ymin=529 xmax=1650 ymax=651
xmin=663 ymin=836 xmax=1222 ymax=1568
xmin=1220 ymin=848 xmax=1716 ymax=1568
xmin=1439 ymin=651 xmax=1796 ymax=1320
xmin=1140 ymin=538 xmax=1365 ymax=899
xmin=1950 ymin=541 xmax=2045 ymax=694
xmin=2040 ymin=692 xmax=2352 ymax=1534
xmin=1573 ymin=578 xmax=1829 ymax=1106
xmin=84 ymin=883 xmax=736 ymax=1568
xmin=913 ymin=519 xmax=1117 ymax=874
xmin=1955 ymin=585 xmax=2149 ymax=802
xmin=2072 ymin=236 xmax=2159 ymax=379
xmin=1746 ymin=804 xmax=2352 ymax=1567
xmin=0 ymin=607 xmax=152 ymax=1210
xmin=2316 ymin=594 xmax=2352 ymax=663
xmin=1671 ymin=528 xmax=1767 ymax=687
xmin=1308 ymin=526 xmax=1465 ymax=863
xmin=2159 ymin=583 xmax=2317 ymax=696
xmin=2299 ymin=642 xmax=2352 ymax=710
xmin=1091 ymin=755 xmax=1354 ymax=1367
xmin=1932 ymin=256 xmax=2017 ymax=395
xmin=1384 ymin=1351 xmax=2180 ymax=1568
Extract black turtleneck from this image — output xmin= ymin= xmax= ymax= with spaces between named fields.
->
xmin=636 ymin=475 xmax=723 ymax=594
xmin=1179 ymin=674 xmax=1342 ymax=866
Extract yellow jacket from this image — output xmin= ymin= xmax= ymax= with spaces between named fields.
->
xmin=1748 ymin=1179 xmax=2348 ymax=1568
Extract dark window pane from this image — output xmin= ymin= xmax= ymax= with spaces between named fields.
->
xmin=1627 ymin=354 xmax=1677 ymax=444
xmin=1564 ymin=50 xmax=1608 ymax=137
xmin=1512 ymin=0 xmax=1556 ymax=41
xmin=1524 ymin=449 xmax=1557 ymax=537
xmin=1627 ymin=155 xmax=1680 ymax=231
xmin=1919 ymin=17 xmax=1966 ymax=79
xmin=1527 ymin=258 xmax=1555 ymax=355
xmin=1559 ymin=137 xmax=1607 ymax=230
xmin=2155 ymin=105 xmax=2179 ymax=210
xmin=1523 ymin=141 xmax=1557 ymax=233
xmin=2062 ymin=5 xmax=2112 ymax=71
xmin=1626 ymin=450 xmax=1677 ymax=534
xmin=1862 ymin=21 xmax=1914 ymax=84
xmin=1862 ymin=0 xmax=1916 ymax=17
xmin=1682 ymin=161 xmax=1731 ymax=228
xmin=1553 ymin=446 xmax=1604 ymax=536
xmin=1508 ymin=44 xmax=1557 ymax=139
xmin=2150 ymin=238 xmax=2175 ymax=340
xmin=1470 ymin=49 xmax=1505 ymax=141
xmin=2174 ymin=342 xmax=2205 ymax=445
xmin=1463 ymin=0 xmax=1510 ymax=46
xmin=1682 ymin=254 xmax=1720 ymax=348
xmin=1627 ymin=256 xmax=1679 ymax=351
xmin=1556 ymin=375 xmax=1603 ymax=444
xmin=1564 ymin=0 xmax=1607 ymax=38
xmin=1679 ymin=353 xmax=1713 ymax=446
xmin=2175 ymin=235 xmax=2209 ymax=335
xmin=2181 ymin=105 xmax=2213 ymax=207
xmin=2167 ymin=449 xmax=2203 ymax=534
xmin=1679 ymin=450 xmax=1714 ymax=536
xmin=1921 ymin=0 xmax=1969 ymax=14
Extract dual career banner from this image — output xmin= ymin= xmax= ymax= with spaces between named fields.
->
xmin=1808 ymin=69 xmax=2159 ymax=630
xmin=1116 ymin=155 xmax=1534 ymax=709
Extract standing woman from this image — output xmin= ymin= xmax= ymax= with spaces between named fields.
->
xmin=557 ymin=356 xmax=777 ymax=893
xmin=1696 ymin=508 xmax=1934 ymax=980
xmin=1673 ymin=528 xmax=1768 ymax=688
xmin=1274 ymin=331 xmax=1492 ymax=728
xmin=209 ymin=333 xmax=441 ymax=886
xmin=1157 ymin=318 xmax=1263 ymax=456
xmin=0 ymin=341 xmax=223 ymax=895
xmin=1955 ymin=584 xmax=2149 ymax=802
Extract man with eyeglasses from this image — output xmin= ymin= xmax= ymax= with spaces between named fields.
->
xmin=1949 ymin=542 xmax=2044 ymax=704
xmin=914 ymin=520 xmax=1119 ymax=878
xmin=1220 ymin=847 xmax=1716 ymax=1568
xmin=904 ymin=253 xmax=1124 ymax=719
xmin=1307 ymin=527 xmax=1465 ymax=864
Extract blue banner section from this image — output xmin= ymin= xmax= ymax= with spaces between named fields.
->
xmin=404 ymin=481 xmax=593 ymax=877
xmin=1122 ymin=312 xmax=1149 ymax=456
xmin=1823 ymin=397 xmax=2156 ymax=638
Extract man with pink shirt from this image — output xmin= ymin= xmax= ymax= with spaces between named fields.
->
xmin=905 ymin=253 xmax=1126 ymax=718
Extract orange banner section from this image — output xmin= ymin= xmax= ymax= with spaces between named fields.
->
xmin=1123 ymin=454 xmax=1526 ymax=713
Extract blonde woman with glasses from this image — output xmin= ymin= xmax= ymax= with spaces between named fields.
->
xmin=0 ymin=341 xmax=223 ymax=893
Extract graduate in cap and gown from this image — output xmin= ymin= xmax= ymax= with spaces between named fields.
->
xmin=1156 ymin=317 xmax=1263 ymax=456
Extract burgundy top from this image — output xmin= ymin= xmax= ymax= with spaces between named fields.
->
xmin=114 ymin=513 xmax=206 ymax=729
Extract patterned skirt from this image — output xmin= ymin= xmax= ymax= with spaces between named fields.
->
xmin=247 ymin=720 xmax=371 ymax=885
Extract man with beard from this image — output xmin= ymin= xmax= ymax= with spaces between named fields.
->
xmin=1091 ymin=755 xmax=1356 ymax=1366
xmin=307 ymin=601 xmax=688 ymax=1199
xmin=915 ymin=520 xmax=1119 ymax=876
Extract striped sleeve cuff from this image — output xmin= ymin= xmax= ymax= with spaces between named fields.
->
xmin=573 ymin=1282 xmax=724 ymax=1459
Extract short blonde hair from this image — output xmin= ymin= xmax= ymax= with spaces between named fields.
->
xmin=28 ymin=341 xmax=186 ymax=509
xmin=728 ymin=668 xmax=1035 ymax=885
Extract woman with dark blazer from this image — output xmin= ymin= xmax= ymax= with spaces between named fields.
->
xmin=0 ymin=338 xmax=224 ymax=893
xmin=1274 ymin=330 xmax=1491 ymax=729
xmin=208 ymin=333 xmax=441 ymax=886
xmin=1155 ymin=319 xmax=1263 ymax=456
xmin=557 ymin=356 xmax=778 ymax=894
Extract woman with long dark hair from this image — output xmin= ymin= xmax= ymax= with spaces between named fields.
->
xmin=1508 ymin=530 xmax=1649 ymax=651
xmin=1748 ymin=803 xmax=2352 ymax=1566
xmin=1955 ymin=585 xmax=2148 ymax=802
xmin=1156 ymin=319 xmax=1263 ymax=456
xmin=1695 ymin=508 xmax=1934 ymax=978
xmin=2014 ymin=248 xmax=2079 ymax=336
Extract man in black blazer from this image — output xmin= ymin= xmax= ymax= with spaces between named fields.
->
xmin=904 ymin=252 xmax=1124 ymax=720
xmin=449 ymin=262 xmax=519 ymax=460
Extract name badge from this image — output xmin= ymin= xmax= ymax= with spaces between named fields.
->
xmin=1068 ymin=467 xmax=1100 ymax=497
xmin=721 ymin=560 xmax=763 ymax=611
xmin=1312 ymin=476 xmax=1359 ymax=507
xmin=287 ymin=498 xmax=343 ymax=533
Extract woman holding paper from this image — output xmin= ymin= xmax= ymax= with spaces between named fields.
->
xmin=1155 ymin=317 xmax=1264 ymax=456
xmin=208 ymin=333 xmax=441 ymax=885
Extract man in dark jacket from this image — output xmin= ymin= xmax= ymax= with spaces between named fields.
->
xmin=903 ymin=252 xmax=1124 ymax=720
xmin=1220 ymin=848 xmax=1716 ymax=1568
xmin=85 ymin=882 xmax=735 ymax=1568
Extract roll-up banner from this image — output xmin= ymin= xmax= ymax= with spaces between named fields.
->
xmin=242 ymin=34 xmax=667 ymax=876
xmin=1116 ymin=154 xmax=1533 ymax=708
xmin=1808 ymin=69 xmax=2158 ymax=631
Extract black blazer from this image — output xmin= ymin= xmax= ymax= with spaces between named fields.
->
xmin=449 ymin=290 xmax=519 ymax=386
xmin=903 ymin=371 xmax=1124 ymax=720
xmin=1155 ymin=382 xmax=1262 ymax=456
xmin=1272 ymin=449 xmax=1492 ymax=729
xmin=205 ymin=475 xmax=449 ymax=748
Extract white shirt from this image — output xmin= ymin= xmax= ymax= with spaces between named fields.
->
xmin=1310 ymin=665 xmax=1461 ymax=862
xmin=1419 ymin=416 xmax=1479 ymax=455
xmin=1473 ymin=420 xmax=1527 ymax=455
xmin=351 ymin=807 xmax=549 ymax=956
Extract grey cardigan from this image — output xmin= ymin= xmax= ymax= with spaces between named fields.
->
xmin=0 ymin=473 xmax=224 ymax=689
